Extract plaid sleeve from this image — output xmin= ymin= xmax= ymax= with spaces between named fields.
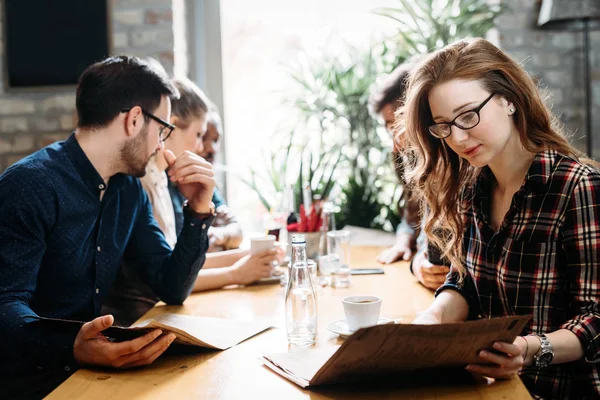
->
xmin=560 ymin=172 xmax=600 ymax=363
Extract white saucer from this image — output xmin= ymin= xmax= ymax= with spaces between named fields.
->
xmin=326 ymin=318 xmax=392 ymax=338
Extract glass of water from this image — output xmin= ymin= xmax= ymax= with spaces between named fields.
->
xmin=326 ymin=230 xmax=351 ymax=288
xmin=318 ymin=254 xmax=337 ymax=286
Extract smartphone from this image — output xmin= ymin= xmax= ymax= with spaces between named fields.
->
xmin=427 ymin=244 xmax=451 ymax=266
xmin=350 ymin=268 xmax=385 ymax=275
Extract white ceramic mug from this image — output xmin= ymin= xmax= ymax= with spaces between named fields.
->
xmin=250 ymin=235 xmax=276 ymax=255
xmin=342 ymin=295 xmax=382 ymax=332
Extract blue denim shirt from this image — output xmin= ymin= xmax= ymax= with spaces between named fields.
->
xmin=0 ymin=134 xmax=213 ymax=375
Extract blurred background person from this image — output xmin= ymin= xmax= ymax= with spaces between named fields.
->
xmin=102 ymin=78 xmax=280 ymax=326
xmin=369 ymin=55 xmax=450 ymax=290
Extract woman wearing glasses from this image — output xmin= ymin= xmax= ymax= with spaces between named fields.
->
xmin=406 ymin=38 xmax=600 ymax=399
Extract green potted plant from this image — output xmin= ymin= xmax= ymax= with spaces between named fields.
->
xmin=232 ymin=0 xmax=505 ymax=241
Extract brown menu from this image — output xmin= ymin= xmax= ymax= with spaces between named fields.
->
xmin=32 ymin=313 xmax=272 ymax=350
xmin=262 ymin=315 xmax=531 ymax=388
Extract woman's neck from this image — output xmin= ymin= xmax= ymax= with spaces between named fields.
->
xmin=488 ymin=136 xmax=535 ymax=195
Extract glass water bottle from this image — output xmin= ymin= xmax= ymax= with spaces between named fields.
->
xmin=285 ymin=234 xmax=317 ymax=346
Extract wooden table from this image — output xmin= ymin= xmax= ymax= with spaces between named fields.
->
xmin=49 ymin=247 xmax=532 ymax=399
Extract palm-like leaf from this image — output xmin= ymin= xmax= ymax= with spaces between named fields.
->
xmin=374 ymin=0 xmax=504 ymax=56
xmin=233 ymin=0 xmax=503 ymax=229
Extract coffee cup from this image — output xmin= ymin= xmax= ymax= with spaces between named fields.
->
xmin=342 ymin=295 xmax=382 ymax=332
xmin=250 ymin=235 xmax=276 ymax=255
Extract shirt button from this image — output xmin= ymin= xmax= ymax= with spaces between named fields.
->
xmin=97 ymin=246 xmax=101 ymax=252
xmin=98 ymin=183 xmax=105 ymax=190
xmin=202 ymin=224 xmax=207 ymax=229
xmin=96 ymin=288 xmax=100 ymax=294
xmin=65 ymin=366 xmax=71 ymax=372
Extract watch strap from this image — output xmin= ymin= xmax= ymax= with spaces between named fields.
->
xmin=533 ymin=333 xmax=554 ymax=368
xmin=183 ymin=201 xmax=216 ymax=220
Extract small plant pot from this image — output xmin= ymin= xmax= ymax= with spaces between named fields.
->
xmin=288 ymin=231 xmax=322 ymax=261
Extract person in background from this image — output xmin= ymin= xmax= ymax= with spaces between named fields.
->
xmin=194 ymin=108 xmax=244 ymax=252
xmin=102 ymin=78 xmax=280 ymax=326
xmin=407 ymin=38 xmax=600 ymax=399
xmin=368 ymin=56 xmax=450 ymax=290
xmin=0 ymin=56 xmax=215 ymax=397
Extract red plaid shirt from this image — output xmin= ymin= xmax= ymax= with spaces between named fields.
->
xmin=438 ymin=150 xmax=600 ymax=399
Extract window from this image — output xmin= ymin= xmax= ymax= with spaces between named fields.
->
xmin=219 ymin=0 xmax=399 ymax=232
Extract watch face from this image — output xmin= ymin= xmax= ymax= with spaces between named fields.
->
xmin=537 ymin=351 xmax=553 ymax=368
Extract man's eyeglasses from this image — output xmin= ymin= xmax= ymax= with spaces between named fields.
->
xmin=121 ymin=107 xmax=175 ymax=142
xmin=428 ymin=92 xmax=496 ymax=139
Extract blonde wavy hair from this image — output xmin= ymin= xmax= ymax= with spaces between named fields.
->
xmin=401 ymin=38 xmax=583 ymax=278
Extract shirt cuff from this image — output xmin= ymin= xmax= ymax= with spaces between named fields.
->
xmin=435 ymin=283 xmax=481 ymax=321
xmin=559 ymin=314 xmax=600 ymax=363
xmin=396 ymin=220 xmax=416 ymax=236
xmin=183 ymin=213 xmax=215 ymax=231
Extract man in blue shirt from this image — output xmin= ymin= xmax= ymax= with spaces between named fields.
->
xmin=0 ymin=56 xmax=216 ymax=397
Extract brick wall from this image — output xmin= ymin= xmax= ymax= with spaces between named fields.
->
xmin=1 ymin=1 xmax=597 ymax=171
xmin=0 ymin=0 xmax=182 ymax=171
xmin=498 ymin=0 xmax=600 ymax=156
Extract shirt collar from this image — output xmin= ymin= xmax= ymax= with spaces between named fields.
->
xmin=471 ymin=149 xmax=562 ymax=220
xmin=475 ymin=149 xmax=560 ymax=193
xmin=63 ymin=133 xmax=126 ymax=196
xmin=524 ymin=149 xmax=561 ymax=190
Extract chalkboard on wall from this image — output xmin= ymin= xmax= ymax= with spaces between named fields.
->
xmin=3 ymin=0 xmax=110 ymax=88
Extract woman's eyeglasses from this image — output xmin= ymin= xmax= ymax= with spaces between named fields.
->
xmin=428 ymin=92 xmax=496 ymax=139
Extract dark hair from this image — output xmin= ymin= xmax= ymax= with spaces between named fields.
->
xmin=171 ymin=77 xmax=210 ymax=129
xmin=368 ymin=54 xmax=426 ymax=116
xmin=76 ymin=56 xmax=180 ymax=129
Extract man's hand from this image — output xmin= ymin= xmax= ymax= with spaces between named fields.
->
xmin=164 ymin=150 xmax=216 ymax=213
xmin=376 ymin=232 xmax=415 ymax=264
xmin=73 ymin=315 xmax=176 ymax=368
xmin=412 ymin=249 xmax=450 ymax=290
xmin=231 ymin=249 xmax=281 ymax=285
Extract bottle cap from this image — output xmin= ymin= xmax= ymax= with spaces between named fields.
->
xmin=291 ymin=234 xmax=306 ymax=244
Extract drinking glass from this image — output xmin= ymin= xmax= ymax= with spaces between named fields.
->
xmin=325 ymin=230 xmax=352 ymax=288
xmin=318 ymin=254 xmax=338 ymax=286
xmin=326 ymin=230 xmax=351 ymax=267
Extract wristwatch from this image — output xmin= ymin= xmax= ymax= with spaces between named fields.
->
xmin=533 ymin=334 xmax=554 ymax=368
xmin=183 ymin=201 xmax=216 ymax=220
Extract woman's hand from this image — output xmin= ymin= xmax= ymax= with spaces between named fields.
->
xmin=465 ymin=337 xmax=526 ymax=379
xmin=411 ymin=250 xmax=450 ymax=290
xmin=231 ymin=250 xmax=279 ymax=285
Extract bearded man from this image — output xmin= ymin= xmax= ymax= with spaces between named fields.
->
xmin=0 ymin=56 xmax=216 ymax=398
